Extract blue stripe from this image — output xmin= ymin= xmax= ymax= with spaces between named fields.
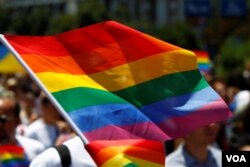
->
xmin=68 ymin=103 xmax=150 ymax=132
xmin=68 ymin=86 xmax=221 ymax=132
xmin=198 ymin=64 xmax=211 ymax=71
xmin=141 ymin=86 xmax=221 ymax=122
xmin=0 ymin=45 xmax=8 ymax=60
xmin=2 ymin=160 xmax=30 ymax=167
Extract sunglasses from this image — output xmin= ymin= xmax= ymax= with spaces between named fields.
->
xmin=0 ymin=115 xmax=12 ymax=124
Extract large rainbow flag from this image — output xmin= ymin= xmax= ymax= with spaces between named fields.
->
xmin=0 ymin=21 xmax=231 ymax=142
xmin=86 ymin=139 xmax=165 ymax=167
xmin=0 ymin=145 xmax=29 ymax=167
xmin=0 ymin=45 xmax=25 ymax=74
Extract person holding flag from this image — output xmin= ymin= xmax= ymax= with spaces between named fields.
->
xmin=30 ymin=136 xmax=97 ymax=167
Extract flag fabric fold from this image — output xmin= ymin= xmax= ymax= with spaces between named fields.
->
xmin=85 ymin=139 xmax=165 ymax=167
xmin=0 ymin=21 xmax=231 ymax=142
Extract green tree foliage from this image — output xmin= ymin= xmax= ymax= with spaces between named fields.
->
xmin=145 ymin=23 xmax=200 ymax=50
xmin=0 ymin=7 xmax=12 ymax=33
xmin=110 ymin=3 xmax=131 ymax=22
xmin=215 ymin=36 xmax=250 ymax=77
xmin=28 ymin=7 xmax=51 ymax=35
xmin=9 ymin=9 xmax=32 ymax=35
xmin=0 ymin=0 xmax=109 ymax=35
xmin=78 ymin=0 xmax=109 ymax=27
xmin=2 ymin=7 xmax=51 ymax=35
xmin=47 ymin=14 xmax=79 ymax=35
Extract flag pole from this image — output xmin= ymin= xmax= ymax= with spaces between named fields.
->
xmin=0 ymin=34 xmax=89 ymax=145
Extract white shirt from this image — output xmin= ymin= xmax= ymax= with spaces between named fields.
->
xmin=25 ymin=118 xmax=59 ymax=148
xmin=30 ymin=136 xmax=97 ymax=167
xmin=166 ymin=144 xmax=222 ymax=167
xmin=16 ymin=135 xmax=45 ymax=161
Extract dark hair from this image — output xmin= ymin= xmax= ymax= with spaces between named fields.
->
xmin=41 ymin=96 xmax=50 ymax=106
xmin=0 ymin=89 xmax=20 ymax=117
xmin=13 ymin=102 xmax=21 ymax=117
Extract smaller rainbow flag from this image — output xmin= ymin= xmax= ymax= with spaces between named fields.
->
xmin=86 ymin=139 xmax=165 ymax=167
xmin=193 ymin=50 xmax=212 ymax=73
xmin=0 ymin=45 xmax=25 ymax=74
xmin=0 ymin=145 xmax=29 ymax=167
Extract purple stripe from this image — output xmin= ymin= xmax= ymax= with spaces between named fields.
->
xmin=83 ymin=122 xmax=170 ymax=141
xmin=158 ymin=99 xmax=232 ymax=138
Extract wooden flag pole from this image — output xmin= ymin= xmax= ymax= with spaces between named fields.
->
xmin=0 ymin=34 xmax=89 ymax=145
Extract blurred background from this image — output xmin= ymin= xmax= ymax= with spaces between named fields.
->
xmin=0 ymin=0 xmax=249 ymax=153
xmin=0 ymin=0 xmax=250 ymax=81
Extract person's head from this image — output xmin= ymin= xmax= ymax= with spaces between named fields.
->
xmin=184 ymin=122 xmax=221 ymax=146
xmin=39 ymin=92 xmax=60 ymax=124
xmin=210 ymin=78 xmax=227 ymax=102
xmin=0 ymin=89 xmax=20 ymax=144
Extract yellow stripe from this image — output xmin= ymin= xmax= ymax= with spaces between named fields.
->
xmin=101 ymin=154 xmax=132 ymax=167
xmin=101 ymin=154 xmax=164 ymax=167
xmin=0 ymin=53 xmax=25 ymax=73
xmin=37 ymin=49 xmax=197 ymax=92
xmin=197 ymin=57 xmax=209 ymax=63
xmin=0 ymin=153 xmax=24 ymax=160
xmin=36 ymin=72 xmax=107 ymax=92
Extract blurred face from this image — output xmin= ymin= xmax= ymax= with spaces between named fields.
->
xmin=0 ymin=98 xmax=19 ymax=144
xmin=212 ymin=81 xmax=227 ymax=101
xmin=42 ymin=103 xmax=60 ymax=124
xmin=185 ymin=123 xmax=220 ymax=146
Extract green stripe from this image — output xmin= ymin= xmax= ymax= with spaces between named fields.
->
xmin=124 ymin=163 xmax=139 ymax=167
xmin=53 ymin=69 xmax=208 ymax=112
xmin=113 ymin=69 xmax=208 ymax=108
xmin=52 ymin=87 xmax=128 ymax=112
xmin=2 ymin=158 xmax=26 ymax=163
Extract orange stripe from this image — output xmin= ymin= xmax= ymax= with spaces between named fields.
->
xmin=92 ymin=146 xmax=164 ymax=166
xmin=86 ymin=140 xmax=165 ymax=166
xmin=21 ymin=54 xmax=84 ymax=74
xmin=20 ymin=45 xmax=186 ymax=75
xmin=86 ymin=140 xmax=164 ymax=154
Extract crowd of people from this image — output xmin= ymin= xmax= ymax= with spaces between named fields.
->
xmin=0 ymin=74 xmax=80 ymax=166
xmin=0 ymin=60 xmax=250 ymax=166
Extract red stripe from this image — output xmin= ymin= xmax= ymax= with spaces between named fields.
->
xmin=5 ymin=21 xmax=181 ymax=74
xmin=193 ymin=50 xmax=209 ymax=58
xmin=0 ymin=145 xmax=24 ymax=155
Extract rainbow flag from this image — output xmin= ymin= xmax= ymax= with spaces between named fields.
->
xmin=0 ymin=21 xmax=231 ymax=142
xmin=0 ymin=145 xmax=29 ymax=167
xmin=86 ymin=139 xmax=165 ymax=167
xmin=193 ymin=50 xmax=212 ymax=73
xmin=0 ymin=45 xmax=25 ymax=74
